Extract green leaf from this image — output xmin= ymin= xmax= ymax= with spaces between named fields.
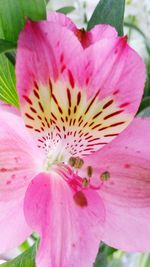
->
xmin=136 ymin=253 xmax=150 ymax=267
xmin=0 ymin=54 xmax=19 ymax=106
xmin=138 ymin=97 xmax=150 ymax=113
xmin=57 ymin=6 xmax=75 ymax=15
xmin=104 ymin=246 xmax=117 ymax=256
xmin=94 ymin=251 xmax=108 ymax=267
xmin=108 ymin=259 xmax=123 ymax=267
xmin=0 ymin=0 xmax=46 ymax=42
xmin=144 ymin=61 xmax=150 ymax=97
xmin=20 ymin=240 xmax=31 ymax=252
xmin=87 ymin=0 xmax=125 ymax=36
xmin=0 ymin=39 xmax=16 ymax=54
xmin=138 ymin=107 xmax=150 ymax=117
xmin=5 ymin=52 xmax=16 ymax=66
xmin=94 ymin=243 xmax=108 ymax=267
xmin=0 ymin=245 xmax=36 ymax=267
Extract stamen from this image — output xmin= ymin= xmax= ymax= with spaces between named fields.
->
xmin=74 ymin=157 xmax=84 ymax=169
xmin=69 ymin=157 xmax=76 ymax=167
xmin=68 ymin=156 xmax=84 ymax=169
xmin=82 ymin=177 xmax=89 ymax=188
xmin=73 ymin=191 xmax=88 ymax=208
xmin=100 ymin=171 xmax=110 ymax=181
xmin=87 ymin=166 xmax=93 ymax=177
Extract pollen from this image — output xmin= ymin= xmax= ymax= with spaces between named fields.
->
xmin=100 ymin=171 xmax=110 ymax=181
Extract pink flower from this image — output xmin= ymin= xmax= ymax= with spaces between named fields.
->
xmin=0 ymin=11 xmax=150 ymax=267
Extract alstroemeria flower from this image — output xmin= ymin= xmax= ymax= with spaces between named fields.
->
xmin=0 ymin=11 xmax=150 ymax=267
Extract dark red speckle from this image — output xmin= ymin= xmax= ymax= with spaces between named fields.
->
xmin=124 ymin=164 xmax=131 ymax=169
xmin=68 ymin=69 xmax=75 ymax=88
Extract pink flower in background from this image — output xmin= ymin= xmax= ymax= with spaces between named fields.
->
xmin=0 ymin=11 xmax=150 ymax=267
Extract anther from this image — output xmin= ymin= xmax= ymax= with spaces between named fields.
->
xmin=73 ymin=191 xmax=88 ymax=208
xmin=74 ymin=157 xmax=84 ymax=169
xmin=87 ymin=166 xmax=93 ymax=177
xmin=100 ymin=171 xmax=110 ymax=181
xmin=69 ymin=156 xmax=84 ymax=169
xmin=69 ymin=157 xmax=76 ymax=167
xmin=82 ymin=177 xmax=89 ymax=188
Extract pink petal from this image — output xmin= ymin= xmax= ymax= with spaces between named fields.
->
xmin=16 ymin=18 xmax=145 ymax=158
xmin=0 ymin=110 xmax=41 ymax=252
xmin=80 ymin=24 xmax=117 ymax=47
xmin=47 ymin=11 xmax=117 ymax=47
xmin=24 ymin=172 xmax=105 ymax=267
xmin=68 ymin=37 xmax=146 ymax=153
xmin=0 ymin=100 xmax=20 ymax=115
xmin=16 ymin=19 xmax=82 ymax=101
xmin=16 ymin=20 xmax=84 ymax=153
xmin=47 ymin=11 xmax=77 ymax=32
xmin=75 ymin=36 xmax=146 ymax=115
xmin=79 ymin=118 xmax=150 ymax=251
xmin=0 ymin=197 xmax=31 ymax=253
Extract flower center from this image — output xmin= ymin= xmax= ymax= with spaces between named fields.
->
xmin=22 ymin=78 xmax=131 ymax=165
